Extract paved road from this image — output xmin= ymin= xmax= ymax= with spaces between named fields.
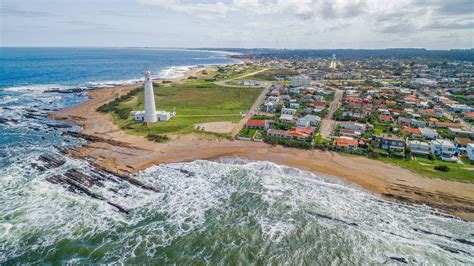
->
xmin=319 ymin=88 xmax=343 ymax=138
xmin=231 ymin=86 xmax=271 ymax=137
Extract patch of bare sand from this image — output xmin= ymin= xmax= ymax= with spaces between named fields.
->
xmin=195 ymin=121 xmax=236 ymax=134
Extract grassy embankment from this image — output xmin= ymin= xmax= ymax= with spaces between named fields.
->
xmin=107 ymin=68 xmax=264 ymax=136
xmin=249 ymin=68 xmax=298 ymax=81
xmin=376 ymin=156 xmax=474 ymax=183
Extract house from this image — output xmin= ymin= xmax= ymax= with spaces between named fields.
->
xmin=430 ymin=139 xmax=456 ymax=158
xmin=372 ymin=134 xmax=405 ymax=152
xmin=464 ymin=112 xmax=474 ymax=121
xmin=131 ymin=110 xmax=172 ymax=122
xmin=289 ymin=103 xmax=300 ymax=109
xmin=379 ymin=115 xmax=393 ymax=124
xmin=446 ymin=104 xmax=473 ymax=113
xmin=339 ymin=122 xmax=366 ymax=132
xmin=419 ymin=127 xmax=439 ymax=139
xmin=335 ymin=137 xmax=358 ymax=149
xmin=402 ymin=126 xmax=421 ymax=138
xmin=291 ymin=127 xmax=315 ymax=136
xmin=455 ymin=137 xmax=473 ymax=148
xmin=467 ymin=143 xmax=474 ymax=161
xmin=267 ymin=129 xmax=311 ymax=141
xmin=246 ymin=119 xmax=272 ymax=130
xmin=264 ymin=102 xmax=276 ymax=113
xmin=296 ymin=118 xmax=310 ymax=128
xmin=302 ymin=115 xmax=321 ymax=126
xmin=430 ymin=121 xmax=463 ymax=128
xmin=409 ymin=140 xmax=430 ymax=156
xmin=281 ymin=108 xmax=297 ymax=115
xmin=398 ymin=117 xmax=426 ymax=128
xmin=280 ymin=114 xmax=294 ymax=123
xmin=448 ymin=128 xmax=473 ymax=138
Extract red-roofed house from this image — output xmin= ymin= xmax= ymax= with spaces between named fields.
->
xmin=379 ymin=114 xmax=393 ymax=124
xmin=402 ymin=126 xmax=421 ymax=137
xmin=335 ymin=137 xmax=358 ymax=149
xmin=246 ymin=119 xmax=272 ymax=130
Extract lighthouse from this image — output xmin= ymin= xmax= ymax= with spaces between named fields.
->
xmin=143 ymin=70 xmax=157 ymax=123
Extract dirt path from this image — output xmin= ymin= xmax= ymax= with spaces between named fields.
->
xmin=320 ymin=88 xmax=343 ymax=138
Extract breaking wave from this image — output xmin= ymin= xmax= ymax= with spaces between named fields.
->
xmin=1 ymin=157 xmax=473 ymax=264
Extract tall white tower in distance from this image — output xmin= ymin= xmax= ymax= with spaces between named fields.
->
xmin=143 ymin=70 xmax=157 ymax=123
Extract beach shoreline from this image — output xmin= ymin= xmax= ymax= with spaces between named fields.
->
xmin=51 ymin=66 xmax=474 ymax=221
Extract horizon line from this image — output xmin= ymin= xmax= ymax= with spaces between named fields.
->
xmin=1 ymin=46 xmax=473 ymax=51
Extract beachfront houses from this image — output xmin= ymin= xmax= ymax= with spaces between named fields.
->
xmin=467 ymin=143 xmax=474 ymax=161
xmin=335 ymin=137 xmax=358 ymax=150
xmin=409 ymin=140 xmax=430 ymax=156
xmin=246 ymin=119 xmax=273 ymax=130
xmin=267 ymin=128 xmax=313 ymax=141
xmin=372 ymin=134 xmax=405 ymax=152
xmin=430 ymin=139 xmax=456 ymax=159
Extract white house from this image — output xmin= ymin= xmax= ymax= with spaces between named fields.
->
xmin=302 ymin=115 xmax=321 ymax=126
xmin=264 ymin=102 xmax=276 ymax=113
xmin=296 ymin=118 xmax=311 ymax=128
xmin=419 ymin=127 xmax=439 ymax=139
xmin=289 ymin=103 xmax=300 ymax=109
xmin=339 ymin=122 xmax=366 ymax=132
xmin=280 ymin=114 xmax=294 ymax=123
xmin=281 ymin=108 xmax=297 ymax=115
xmin=131 ymin=110 xmax=172 ymax=122
xmin=467 ymin=143 xmax=474 ymax=161
xmin=409 ymin=140 xmax=430 ymax=156
xmin=430 ymin=139 xmax=456 ymax=158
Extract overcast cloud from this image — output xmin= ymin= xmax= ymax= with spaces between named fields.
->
xmin=1 ymin=0 xmax=473 ymax=49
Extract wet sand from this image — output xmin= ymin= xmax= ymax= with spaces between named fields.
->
xmin=52 ymin=68 xmax=474 ymax=221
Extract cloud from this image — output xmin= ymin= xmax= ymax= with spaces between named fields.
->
xmin=412 ymin=0 xmax=474 ymax=16
xmin=0 ymin=7 xmax=50 ymax=17
xmin=423 ymin=20 xmax=474 ymax=30
xmin=137 ymin=0 xmax=370 ymax=20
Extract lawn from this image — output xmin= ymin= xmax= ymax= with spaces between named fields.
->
xmin=111 ymin=81 xmax=264 ymax=135
xmin=250 ymin=68 xmax=298 ymax=81
xmin=377 ymin=156 xmax=474 ymax=183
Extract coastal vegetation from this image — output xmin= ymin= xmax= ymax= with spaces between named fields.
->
xmin=250 ymin=68 xmax=298 ymax=81
xmin=102 ymin=70 xmax=264 ymax=136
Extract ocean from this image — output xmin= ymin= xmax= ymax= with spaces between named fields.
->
xmin=0 ymin=48 xmax=473 ymax=264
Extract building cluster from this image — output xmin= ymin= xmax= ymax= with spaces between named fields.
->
xmin=238 ymin=75 xmax=333 ymax=142
xmin=330 ymin=77 xmax=473 ymax=162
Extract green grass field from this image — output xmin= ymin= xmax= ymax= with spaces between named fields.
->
xmin=250 ymin=68 xmax=298 ymax=81
xmin=112 ymin=81 xmax=264 ymax=135
xmin=377 ymin=156 xmax=474 ymax=183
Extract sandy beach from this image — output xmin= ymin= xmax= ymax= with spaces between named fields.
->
xmin=52 ymin=67 xmax=474 ymax=221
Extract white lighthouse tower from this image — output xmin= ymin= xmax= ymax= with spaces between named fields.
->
xmin=143 ymin=70 xmax=157 ymax=123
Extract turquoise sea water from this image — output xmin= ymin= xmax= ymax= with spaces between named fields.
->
xmin=0 ymin=48 xmax=473 ymax=264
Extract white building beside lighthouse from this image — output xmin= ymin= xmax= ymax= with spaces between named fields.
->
xmin=131 ymin=70 xmax=172 ymax=122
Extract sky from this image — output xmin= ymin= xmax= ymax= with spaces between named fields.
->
xmin=1 ymin=0 xmax=473 ymax=49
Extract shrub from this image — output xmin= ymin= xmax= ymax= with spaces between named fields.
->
xmin=434 ymin=165 xmax=450 ymax=172
xmin=427 ymin=153 xmax=435 ymax=160
xmin=146 ymin=133 xmax=170 ymax=143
